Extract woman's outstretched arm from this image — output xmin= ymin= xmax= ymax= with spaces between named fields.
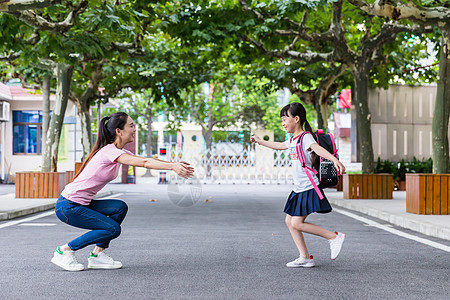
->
xmin=116 ymin=154 xmax=194 ymax=179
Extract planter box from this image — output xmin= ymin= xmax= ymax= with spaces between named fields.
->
xmin=75 ymin=162 xmax=83 ymax=174
xmin=332 ymin=175 xmax=343 ymax=191
xmin=406 ymin=174 xmax=449 ymax=215
xmin=15 ymin=172 xmax=66 ymax=198
xmin=397 ymin=180 xmax=406 ymax=191
xmin=343 ymin=173 xmax=393 ymax=199
xmin=66 ymin=171 xmax=75 ymax=184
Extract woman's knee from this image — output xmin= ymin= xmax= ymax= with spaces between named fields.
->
xmin=117 ymin=200 xmax=128 ymax=215
xmin=109 ymin=224 xmax=122 ymax=239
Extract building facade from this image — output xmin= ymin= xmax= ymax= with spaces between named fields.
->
xmin=367 ymin=84 xmax=448 ymax=162
xmin=0 ymin=82 xmax=82 ymax=182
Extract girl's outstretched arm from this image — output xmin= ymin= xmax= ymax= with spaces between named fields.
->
xmin=310 ymin=143 xmax=346 ymax=175
xmin=251 ymin=135 xmax=288 ymax=150
xmin=116 ymin=154 xmax=195 ymax=179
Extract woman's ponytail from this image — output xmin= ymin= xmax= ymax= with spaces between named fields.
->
xmin=98 ymin=116 xmax=113 ymax=147
xmin=74 ymin=112 xmax=129 ymax=179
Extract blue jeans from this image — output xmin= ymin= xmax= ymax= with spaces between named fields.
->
xmin=55 ymin=195 xmax=128 ymax=251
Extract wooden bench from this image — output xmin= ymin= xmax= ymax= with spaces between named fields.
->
xmin=15 ymin=172 xmax=66 ymax=198
xmin=343 ymin=173 xmax=393 ymax=199
xmin=406 ymin=174 xmax=449 ymax=215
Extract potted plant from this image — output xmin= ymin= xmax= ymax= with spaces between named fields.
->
xmin=375 ymin=158 xmax=433 ymax=191
xmin=393 ymin=159 xmax=408 ymax=191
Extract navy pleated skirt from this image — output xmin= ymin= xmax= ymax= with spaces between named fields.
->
xmin=284 ymin=188 xmax=332 ymax=216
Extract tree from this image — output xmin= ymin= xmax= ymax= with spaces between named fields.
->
xmin=2 ymin=1 xmax=152 ymax=164
xmin=63 ymin=1 xmax=150 ymax=159
xmin=1 ymin=1 xmax=88 ymax=171
xmin=98 ymin=34 xmax=192 ymax=171
xmin=348 ymin=0 xmax=449 ymax=173
xmin=236 ymin=0 xmax=431 ymax=173
xmin=155 ymin=0 xmax=341 ymax=135
xmin=38 ymin=61 xmax=73 ymax=171
xmin=251 ymin=58 xmax=348 ymax=129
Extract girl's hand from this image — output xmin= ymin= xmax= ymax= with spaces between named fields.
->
xmin=250 ymin=135 xmax=262 ymax=144
xmin=172 ymin=161 xmax=195 ymax=179
xmin=333 ymin=159 xmax=346 ymax=176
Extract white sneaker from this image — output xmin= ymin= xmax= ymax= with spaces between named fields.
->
xmin=51 ymin=247 xmax=84 ymax=271
xmin=286 ymin=255 xmax=315 ymax=268
xmin=329 ymin=232 xmax=346 ymax=260
xmin=88 ymin=251 xmax=123 ymax=269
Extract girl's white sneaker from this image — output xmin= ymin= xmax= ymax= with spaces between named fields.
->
xmin=88 ymin=251 xmax=122 ymax=269
xmin=286 ymin=255 xmax=315 ymax=268
xmin=51 ymin=247 xmax=84 ymax=271
xmin=329 ymin=232 xmax=346 ymax=260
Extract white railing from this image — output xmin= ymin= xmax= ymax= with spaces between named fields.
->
xmin=164 ymin=143 xmax=294 ymax=184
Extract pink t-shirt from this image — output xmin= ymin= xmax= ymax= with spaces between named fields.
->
xmin=61 ymin=144 xmax=133 ymax=205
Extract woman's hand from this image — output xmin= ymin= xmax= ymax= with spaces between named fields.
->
xmin=250 ymin=135 xmax=262 ymax=145
xmin=172 ymin=161 xmax=195 ymax=179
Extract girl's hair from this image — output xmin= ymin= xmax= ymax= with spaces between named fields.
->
xmin=281 ymin=102 xmax=319 ymax=170
xmin=280 ymin=102 xmax=313 ymax=133
xmin=74 ymin=112 xmax=129 ymax=179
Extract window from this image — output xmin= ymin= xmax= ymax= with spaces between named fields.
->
xmin=13 ymin=111 xmax=43 ymax=154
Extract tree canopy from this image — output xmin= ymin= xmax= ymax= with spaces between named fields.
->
xmin=1 ymin=0 xmax=446 ymax=173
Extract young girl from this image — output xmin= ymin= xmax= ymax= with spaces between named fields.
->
xmin=251 ymin=102 xmax=346 ymax=268
xmin=51 ymin=112 xmax=194 ymax=271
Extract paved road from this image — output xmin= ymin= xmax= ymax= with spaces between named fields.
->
xmin=0 ymin=183 xmax=15 ymax=195
xmin=1 ymin=184 xmax=449 ymax=299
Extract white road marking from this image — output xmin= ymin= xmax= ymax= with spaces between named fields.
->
xmin=0 ymin=211 xmax=55 ymax=229
xmin=96 ymin=193 xmax=123 ymax=199
xmin=0 ymin=193 xmax=124 ymax=229
xmin=19 ymin=223 xmax=56 ymax=227
xmin=334 ymin=208 xmax=450 ymax=253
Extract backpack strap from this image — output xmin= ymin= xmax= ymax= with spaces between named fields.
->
xmin=328 ymin=132 xmax=338 ymax=157
xmin=295 ymin=132 xmax=324 ymax=200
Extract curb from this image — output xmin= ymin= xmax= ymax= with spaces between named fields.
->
xmin=0 ymin=190 xmax=113 ymax=221
xmin=328 ymin=199 xmax=450 ymax=241
xmin=0 ymin=202 xmax=56 ymax=221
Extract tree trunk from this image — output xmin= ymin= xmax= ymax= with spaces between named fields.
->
xmin=315 ymin=100 xmax=325 ymax=130
xmin=202 ymin=125 xmax=213 ymax=178
xmin=97 ymin=101 xmax=101 ymax=133
xmin=352 ymin=66 xmax=374 ymax=173
xmin=321 ymin=102 xmax=328 ymax=130
xmin=313 ymin=99 xmax=330 ymax=130
xmin=42 ymin=63 xmax=73 ymax=172
xmin=313 ymin=65 xmax=347 ymax=130
xmin=143 ymin=105 xmax=153 ymax=177
xmin=432 ymin=25 xmax=450 ymax=174
xmin=203 ymin=127 xmax=213 ymax=151
xmin=320 ymin=100 xmax=329 ymax=130
xmin=77 ymin=107 xmax=92 ymax=160
xmin=40 ymin=75 xmax=50 ymax=171
xmin=0 ymin=0 xmax=56 ymax=12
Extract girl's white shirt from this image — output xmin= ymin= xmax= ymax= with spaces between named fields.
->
xmin=284 ymin=133 xmax=319 ymax=193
